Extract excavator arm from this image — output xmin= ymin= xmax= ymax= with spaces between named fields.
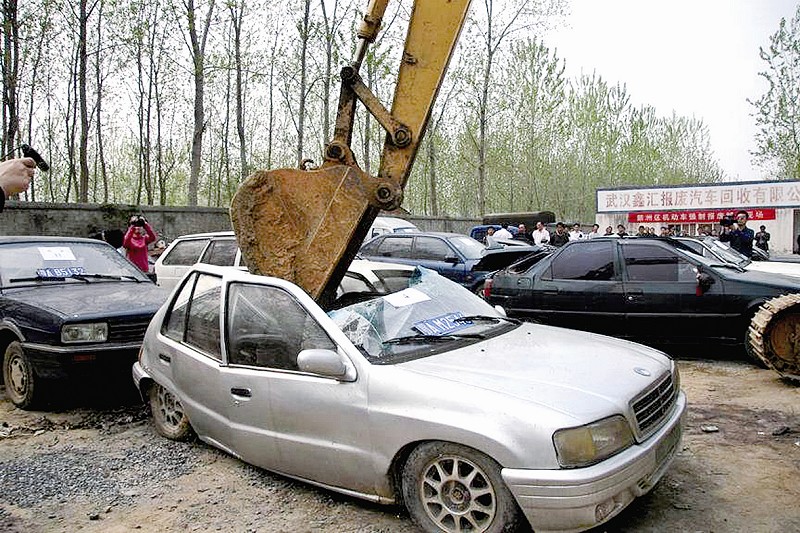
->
xmin=230 ymin=0 xmax=471 ymax=307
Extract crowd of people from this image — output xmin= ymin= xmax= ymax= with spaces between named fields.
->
xmin=483 ymin=213 xmax=774 ymax=258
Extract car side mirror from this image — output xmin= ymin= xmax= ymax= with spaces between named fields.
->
xmin=444 ymin=256 xmax=460 ymax=264
xmin=696 ymin=272 xmax=715 ymax=295
xmin=297 ymin=349 xmax=352 ymax=380
xmin=494 ymin=305 xmax=507 ymax=317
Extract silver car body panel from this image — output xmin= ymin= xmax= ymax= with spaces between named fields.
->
xmin=135 ymin=264 xmax=686 ymax=531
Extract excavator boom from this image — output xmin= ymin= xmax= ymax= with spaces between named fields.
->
xmin=230 ymin=0 xmax=470 ymax=307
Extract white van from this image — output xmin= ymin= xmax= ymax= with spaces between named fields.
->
xmin=154 ymin=231 xmax=245 ymax=291
xmin=365 ymin=216 xmax=419 ymax=241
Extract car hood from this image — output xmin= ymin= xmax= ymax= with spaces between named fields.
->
xmin=400 ymin=322 xmax=671 ymax=422
xmin=3 ymin=282 xmax=168 ymax=318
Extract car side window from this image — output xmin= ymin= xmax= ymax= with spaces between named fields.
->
xmin=201 ymin=239 xmax=238 ymax=266
xmin=226 ymin=283 xmax=335 ymax=371
xmin=161 ymin=239 xmax=209 ymax=266
xmin=549 ymin=242 xmax=615 ymax=280
xmin=413 ymin=237 xmax=452 ymax=261
xmin=375 ymin=236 xmax=412 ymax=258
xmin=623 ymin=244 xmax=697 ymax=282
xmin=162 ymin=273 xmax=222 ymax=360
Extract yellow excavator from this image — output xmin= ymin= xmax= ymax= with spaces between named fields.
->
xmin=230 ymin=0 xmax=471 ymax=309
xmin=229 ymin=0 xmax=800 ymax=382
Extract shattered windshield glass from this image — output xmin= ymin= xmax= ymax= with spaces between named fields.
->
xmin=329 ymin=267 xmax=518 ymax=364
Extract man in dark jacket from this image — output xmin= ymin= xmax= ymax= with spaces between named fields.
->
xmin=720 ymin=210 xmax=754 ymax=256
xmin=550 ymin=222 xmax=570 ymax=247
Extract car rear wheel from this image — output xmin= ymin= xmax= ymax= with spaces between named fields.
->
xmin=402 ymin=442 xmax=522 ymax=533
xmin=2 ymin=341 xmax=40 ymax=410
xmin=149 ymin=382 xmax=192 ymax=440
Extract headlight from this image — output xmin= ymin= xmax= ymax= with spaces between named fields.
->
xmin=61 ymin=323 xmax=108 ymax=343
xmin=553 ymin=415 xmax=634 ymax=468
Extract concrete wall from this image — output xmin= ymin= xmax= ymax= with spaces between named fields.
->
xmin=0 ymin=201 xmax=481 ymax=244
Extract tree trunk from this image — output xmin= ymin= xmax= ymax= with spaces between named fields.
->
xmin=187 ymin=0 xmax=215 ymax=206
xmin=296 ymin=0 xmax=311 ymax=166
xmin=2 ymin=0 xmax=19 ymax=159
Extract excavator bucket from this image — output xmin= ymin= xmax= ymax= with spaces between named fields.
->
xmin=230 ymin=159 xmax=379 ymax=306
xmin=230 ymin=0 xmax=471 ymax=306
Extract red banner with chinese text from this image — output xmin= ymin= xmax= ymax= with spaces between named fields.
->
xmin=627 ymin=208 xmax=776 ymax=224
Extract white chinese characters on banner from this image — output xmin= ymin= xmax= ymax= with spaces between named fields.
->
xmin=597 ymin=181 xmax=800 ymax=213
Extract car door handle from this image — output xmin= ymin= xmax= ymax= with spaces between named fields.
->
xmin=230 ymin=387 xmax=252 ymax=398
xmin=541 ymin=288 xmax=559 ymax=295
xmin=158 ymin=353 xmax=171 ymax=363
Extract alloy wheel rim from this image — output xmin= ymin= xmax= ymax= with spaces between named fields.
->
xmin=420 ymin=455 xmax=496 ymax=532
xmin=156 ymin=386 xmax=184 ymax=428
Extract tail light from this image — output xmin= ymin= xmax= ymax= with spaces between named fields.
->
xmin=483 ymin=278 xmax=493 ymax=299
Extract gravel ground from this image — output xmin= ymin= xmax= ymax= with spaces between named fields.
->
xmin=1 ymin=358 xmax=799 ymax=532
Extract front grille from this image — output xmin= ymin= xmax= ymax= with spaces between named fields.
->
xmin=632 ymin=372 xmax=677 ymax=439
xmin=108 ymin=318 xmax=151 ymax=343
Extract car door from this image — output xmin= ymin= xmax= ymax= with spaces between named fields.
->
xmin=620 ymin=241 xmax=726 ymax=343
xmin=159 ymin=272 xmax=236 ymax=453
xmin=364 ymin=235 xmax=415 ymax=267
xmin=221 ymin=280 xmax=371 ymax=491
xmin=412 ymin=235 xmax=466 ymax=282
xmin=529 ymin=240 xmax=625 ymax=335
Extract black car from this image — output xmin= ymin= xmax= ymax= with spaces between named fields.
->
xmin=358 ymin=232 xmax=542 ymax=293
xmin=484 ymin=237 xmax=800 ymax=350
xmin=0 ymin=237 xmax=168 ymax=409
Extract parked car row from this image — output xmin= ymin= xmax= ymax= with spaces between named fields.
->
xmin=1 ymin=227 xmax=692 ymax=532
xmin=484 ymin=236 xmax=800 ymax=356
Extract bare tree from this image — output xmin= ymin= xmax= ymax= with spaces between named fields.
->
xmin=185 ymin=0 xmax=215 ymax=206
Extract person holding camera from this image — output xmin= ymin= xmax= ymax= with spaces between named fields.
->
xmin=123 ymin=215 xmax=157 ymax=272
xmin=719 ymin=210 xmax=754 ymax=256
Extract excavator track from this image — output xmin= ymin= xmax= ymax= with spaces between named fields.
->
xmin=748 ymin=293 xmax=800 ymax=382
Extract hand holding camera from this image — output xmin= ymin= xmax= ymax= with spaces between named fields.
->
xmin=129 ymin=215 xmax=146 ymax=227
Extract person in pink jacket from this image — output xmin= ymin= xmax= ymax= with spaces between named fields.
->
xmin=123 ymin=215 xmax=157 ymax=272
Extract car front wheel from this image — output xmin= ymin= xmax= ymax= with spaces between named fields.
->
xmin=2 ymin=341 xmax=40 ymax=409
xmin=149 ymin=382 xmax=192 ymax=440
xmin=402 ymin=442 xmax=522 ymax=533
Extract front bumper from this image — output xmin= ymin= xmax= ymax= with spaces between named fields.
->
xmin=21 ymin=341 xmax=142 ymax=380
xmin=502 ymin=391 xmax=687 ymax=533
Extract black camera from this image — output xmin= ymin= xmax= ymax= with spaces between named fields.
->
xmin=720 ymin=216 xmax=735 ymax=227
xmin=131 ymin=216 xmax=146 ymax=227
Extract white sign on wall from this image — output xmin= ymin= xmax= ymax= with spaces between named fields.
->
xmin=597 ymin=180 xmax=800 ymax=213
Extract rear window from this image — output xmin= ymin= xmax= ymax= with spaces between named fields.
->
xmin=201 ymin=239 xmax=238 ymax=266
xmin=375 ymin=236 xmax=413 ymax=258
xmin=161 ymin=239 xmax=209 ymax=266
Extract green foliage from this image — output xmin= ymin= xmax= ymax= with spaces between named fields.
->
xmin=750 ymin=5 xmax=800 ymax=180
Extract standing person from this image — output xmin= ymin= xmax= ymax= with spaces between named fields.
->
xmin=550 ymin=222 xmax=570 ymax=247
xmin=616 ymin=224 xmax=629 ymax=237
xmin=569 ymin=223 xmax=584 ymax=241
xmin=604 ymin=226 xmax=614 ymax=236
xmin=586 ymin=224 xmax=600 ymax=239
xmin=530 ymin=221 xmax=550 ymax=246
xmin=0 ymin=157 xmax=36 ymax=212
xmin=636 ymin=225 xmax=647 ymax=236
xmin=719 ymin=210 xmax=754 ymax=256
xmin=484 ymin=226 xmax=497 ymax=246
xmin=660 ymin=226 xmax=670 ymax=237
xmin=754 ymin=225 xmax=770 ymax=253
xmin=123 ymin=215 xmax=157 ymax=272
xmin=514 ymin=223 xmax=532 ymax=243
xmin=493 ymin=225 xmax=513 ymax=240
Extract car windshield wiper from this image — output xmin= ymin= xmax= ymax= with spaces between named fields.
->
xmin=8 ymin=275 xmax=89 ymax=283
xmin=382 ymin=333 xmax=485 ymax=346
xmin=73 ymin=273 xmax=143 ymax=282
xmin=453 ymin=315 xmax=521 ymax=325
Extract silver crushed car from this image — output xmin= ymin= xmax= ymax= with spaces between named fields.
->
xmin=133 ymin=264 xmax=686 ymax=533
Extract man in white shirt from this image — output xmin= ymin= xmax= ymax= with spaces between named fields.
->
xmin=530 ymin=221 xmax=550 ymax=246
xmin=569 ymin=223 xmax=584 ymax=241
xmin=493 ymin=225 xmax=513 ymax=240
xmin=586 ymin=224 xmax=600 ymax=239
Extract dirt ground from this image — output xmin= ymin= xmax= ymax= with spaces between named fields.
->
xmin=1 ymin=357 xmax=798 ymax=533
